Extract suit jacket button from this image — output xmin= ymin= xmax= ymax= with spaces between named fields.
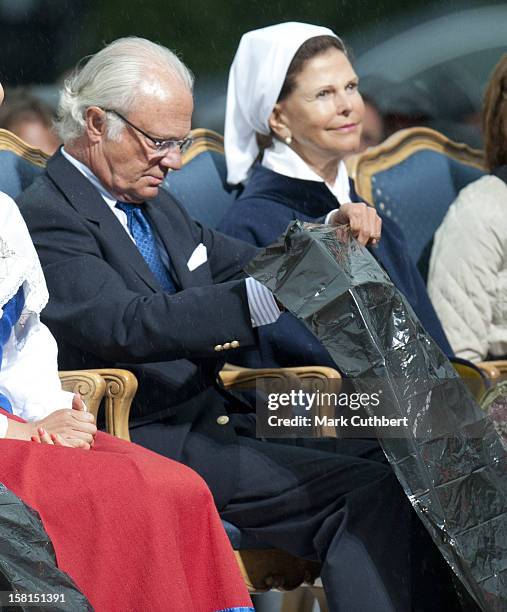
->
xmin=223 ymin=342 xmax=231 ymax=350
xmin=214 ymin=344 xmax=224 ymax=352
xmin=217 ymin=415 xmax=230 ymax=425
xmin=231 ymin=340 xmax=240 ymax=348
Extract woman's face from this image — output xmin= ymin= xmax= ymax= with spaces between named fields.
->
xmin=271 ymin=48 xmax=364 ymax=165
xmin=0 ymin=83 xmax=4 ymax=106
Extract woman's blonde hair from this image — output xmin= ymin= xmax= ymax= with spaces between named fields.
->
xmin=483 ymin=53 xmax=507 ymax=171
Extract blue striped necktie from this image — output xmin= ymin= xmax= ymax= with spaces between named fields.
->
xmin=116 ymin=202 xmax=177 ymax=293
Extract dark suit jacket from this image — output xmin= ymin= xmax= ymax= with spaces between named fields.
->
xmin=17 ymin=151 xmax=259 ymax=509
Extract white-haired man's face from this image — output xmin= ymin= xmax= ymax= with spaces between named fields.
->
xmin=83 ymin=75 xmax=193 ymax=203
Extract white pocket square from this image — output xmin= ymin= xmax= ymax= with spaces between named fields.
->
xmin=187 ymin=243 xmax=207 ymax=271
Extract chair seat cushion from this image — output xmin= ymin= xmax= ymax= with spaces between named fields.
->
xmin=372 ymin=150 xmax=484 ymax=263
xmin=0 ymin=151 xmax=44 ymax=199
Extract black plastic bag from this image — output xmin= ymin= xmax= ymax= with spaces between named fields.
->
xmin=0 ymin=482 xmax=92 ymax=611
xmin=246 ymin=221 xmax=507 ymax=611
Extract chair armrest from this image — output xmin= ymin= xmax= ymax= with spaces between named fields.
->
xmin=234 ymin=549 xmax=320 ymax=592
xmin=219 ymin=366 xmax=341 ymax=389
xmin=220 ymin=366 xmax=341 ymax=437
xmin=451 ymin=359 xmax=489 ymax=401
xmin=477 ymin=360 xmax=507 ymax=382
xmin=85 ymin=369 xmax=138 ymax=441
xmin=58 ymin=370 xmax=106 ymax=420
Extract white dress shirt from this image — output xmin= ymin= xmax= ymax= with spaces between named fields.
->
xmin=61 ymin=148 xmax=280 ymax=328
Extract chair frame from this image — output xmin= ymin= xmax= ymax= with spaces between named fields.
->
xmin=0 ymin=128 xmax=48 ymax=166
xmin=58 ymin=371 xmax=106 ymax=417
xmin=181 ymin=128 xmax=224 ymax=164
xmin=477 ymin=361 xmax=507 ymax=382
xmin=346 ymin=126 xmax=485 ymax=204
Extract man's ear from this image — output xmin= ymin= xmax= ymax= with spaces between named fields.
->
xmin=85 ymin=106 xmax=107 ymax=143
xmin=268 ymin=104 xmax=290 ymax=141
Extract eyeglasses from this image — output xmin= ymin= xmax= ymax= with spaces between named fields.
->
xmin=104 ymin=109 xmax=193 ymax=154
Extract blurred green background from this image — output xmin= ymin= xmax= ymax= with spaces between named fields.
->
xmin=0 ymin=0 xmax=505 ymax=143
xmin=0 ymin=0 xmax=501 ymax=83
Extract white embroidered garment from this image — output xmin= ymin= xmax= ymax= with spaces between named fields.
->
xmin=0 ymin=192 xmax=73 ymax=437
xmin=225 ymin=22 xmax=340 ymax=185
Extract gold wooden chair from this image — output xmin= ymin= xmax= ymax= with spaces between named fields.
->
xmin=477 ymin=361 xmax=507 ymax=383
xmin=58 ymin=371 xmax=105 ymax=417
xmin=346 ymin=126 xmax=485 ymax=274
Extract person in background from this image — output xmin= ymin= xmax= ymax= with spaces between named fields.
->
xmin=0 ymin=87 xmax=61 ymax=154
xmin=218 ymin=22 xmax=452 ymax=365
xmin=428 ymin=53 xmax=507 ymax=363
xmin=358 ymin=94 xmax=386 ymax=151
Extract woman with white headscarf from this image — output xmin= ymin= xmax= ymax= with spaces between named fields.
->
xmin=218 ymin=22 xmax=452 ymax=356
xmin=0 ymin=90 xmax=253 ymax=612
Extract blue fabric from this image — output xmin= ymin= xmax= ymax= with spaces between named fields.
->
xmin=162 ymin=150 xmax=240 ymax=227
xmin=221 ymin=519 xmax=271 ymax=550
xmin=215 ymin=608 xmax=254 ymax=612
xmin=0 ymin=287 xmax=25 ymax=413
xmin=116 ymin=202 xmax=177 ymax=293
xmin=218 ymin=164 xmax=453 ymax=358
xmin=0 ymin=150 xmax=45 ymax=199
xmin=372 ymin=150 xmax=484 ymax=264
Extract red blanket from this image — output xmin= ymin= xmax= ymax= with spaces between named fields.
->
xmin=0 ymin=409 xmax=251 ymax=612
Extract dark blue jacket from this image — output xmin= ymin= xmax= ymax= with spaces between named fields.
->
xmin=218 ymin=164 xmax=453 ymax=368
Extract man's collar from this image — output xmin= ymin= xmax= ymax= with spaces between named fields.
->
xmin=61 ymin=147 xmax=118 ymax=208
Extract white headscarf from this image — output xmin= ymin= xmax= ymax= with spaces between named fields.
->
xmin=225 ymin=22 xmax=340 ymax=185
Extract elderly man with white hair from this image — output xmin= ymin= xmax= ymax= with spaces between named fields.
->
xmin=18 ymin=36 xmax=457 ymax=612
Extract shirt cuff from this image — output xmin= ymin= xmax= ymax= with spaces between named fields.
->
xmin=245 ymin=277 xmax=281 ymax=327
xmin=0 ymin=414 xmax=8 ymax=438
xmin=325 ymin=209 xmax=339 ymax=224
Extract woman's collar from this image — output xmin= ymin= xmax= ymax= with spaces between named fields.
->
xmin=262 ymin=139 xmax=351 ymax=203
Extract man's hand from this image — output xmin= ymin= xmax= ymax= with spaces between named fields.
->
xmin=328 ymin=202 xmax=382 ymax=246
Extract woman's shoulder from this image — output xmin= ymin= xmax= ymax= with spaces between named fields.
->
xmin=219 ymin=191 xmax=295 ymax=238
xmin=432 ymin=174 xmax=507 ymax=264
xmin=458 ymin=174 xmax=507 ymax=209
xmin=440 ymin=175 xmax=507 ymax=229
xmin=239 ymin=165 xmax=301 ymax=203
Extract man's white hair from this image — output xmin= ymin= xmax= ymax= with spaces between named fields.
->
xmin=55 ymin=36 xmax=194 ymax=143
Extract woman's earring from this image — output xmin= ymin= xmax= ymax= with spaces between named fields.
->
xmin=284 ymin=135 xmax=292 ymax=145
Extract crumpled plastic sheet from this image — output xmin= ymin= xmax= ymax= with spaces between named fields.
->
xmin=0 ymin=482 xmax=92 ymax=611
xmin=246 ymin=221 xmax=507 ymax=611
